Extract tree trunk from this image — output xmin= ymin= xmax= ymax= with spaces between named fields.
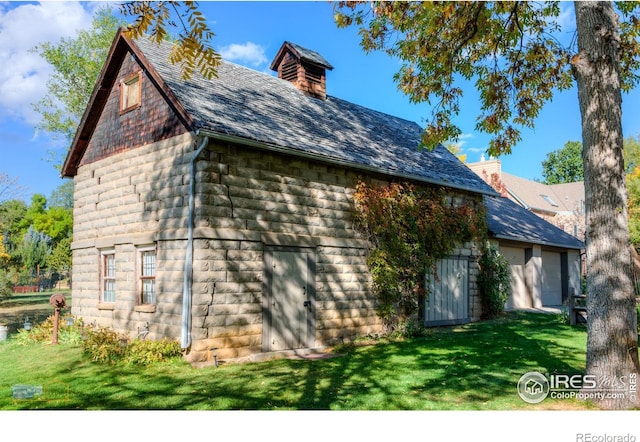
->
xmin=572 ymin=1 xmax=640 ymax=410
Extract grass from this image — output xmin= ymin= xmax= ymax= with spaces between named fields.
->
xmin=0 ymin=311 xmax=594 ymax=410
xmin=0 ymin=290 xmax=72 ymax=334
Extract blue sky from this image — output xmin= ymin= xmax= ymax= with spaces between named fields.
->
xmin=3 ymin=1 xmax=640 ymax=203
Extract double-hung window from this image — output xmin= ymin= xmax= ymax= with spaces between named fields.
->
xmin=101 ymin=250 xmax=116 ymax=303
xmin=139 ymin=247 xmax=156 ymax=305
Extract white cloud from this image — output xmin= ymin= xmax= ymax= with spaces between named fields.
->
xmin=0 ymin=1 xmax=93 ymax=125
xmin=219 ymin=41 xmax=267 ymax=67
xmin=456 ymin=133 xmax=474 ymax=147
xmin=557 ymin=2 xmax=576 ymax=31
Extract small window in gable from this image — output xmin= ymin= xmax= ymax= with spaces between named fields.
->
xmin=120 ymin=71 xmax=142 ymax=114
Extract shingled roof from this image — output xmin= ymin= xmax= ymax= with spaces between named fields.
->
xmin=485 ymin=195 xmax=584 ymax=249
xmin=269 ymin=40 xmax=334 ymax=71
xmin=62 ymin=31 xmax=496 ymax=197
xmin=144 ymin=37 xmax=500 ymax=194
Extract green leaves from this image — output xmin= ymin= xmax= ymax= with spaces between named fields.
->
xmin=334 ymin=1 xmax=574 ymax=155
xmin=541 ymin=141 xmax=584 ymax=184
xmin=353 ymin=180 xmax=486 ymax=328
xmin=120 ymin=1 xmax=221 ymax=80
xmin=477 ymin=242 xmax=510 ymax=320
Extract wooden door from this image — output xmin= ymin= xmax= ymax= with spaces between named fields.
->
xmin=264 ymin=247 xmax=315 ymax=351
xmin=425 ymin=257 xmax=469 ymax=325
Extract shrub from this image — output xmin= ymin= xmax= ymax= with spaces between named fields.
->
xmin=13 ymin=314 xmax=83 ymax=345
xmin=81 ymin=326 xmax=129 ymax=364
xmin=125 ymin=338 xmax=182 ymax=366
xmin=478 ymin=242 xmax=511 ymax=320
xmin=81 ymin=325 xmax=182 ymax=365
xmin=388 ymin=316 xmax=429 ymax=339
xmin=13 ymin=317 xmax=182 ymax=365
xmin=353 ymin=180 xmax=486 ymax=330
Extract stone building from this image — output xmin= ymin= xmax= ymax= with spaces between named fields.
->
xmin=61 ymin=31 xmax=499 ymax=362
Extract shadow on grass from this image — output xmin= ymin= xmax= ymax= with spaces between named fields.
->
xmin=0 ymin=311 xmax=587 ymax=410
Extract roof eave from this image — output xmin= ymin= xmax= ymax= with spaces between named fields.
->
xmin=61 ymin=28 xmax=129 ymax=177
xmin=199 ymin=129 xmax=499 ymax=197
xmin=490 ymin=233 xmax=584 ymax=250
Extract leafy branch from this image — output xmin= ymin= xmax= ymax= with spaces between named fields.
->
xmin=120 ymin=1 xmax=221 ymax=80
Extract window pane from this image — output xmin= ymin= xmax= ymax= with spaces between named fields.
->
xmin=140 ymin=249 xmax=156 ymax=305
xmin=120 ymin=72 xmax=141 ymax=111
xmin=103 ymin=279 xmax=116 ymax=303
xmin=142 ymin=251 xmax=155 ymax=276
xmin=122 ymin=74 xmax=140 ymax=110
xmin=102 ymin=252 xmax=116 ymax=303
xmin=105 ymin=255 xmax=115 ymax=277
xmin=142 ymin=279 xmax=155 ymax=304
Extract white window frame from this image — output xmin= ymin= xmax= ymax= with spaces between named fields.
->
xmin=100 ymin=249 xmax=116 ymax=303
xmin=137 ymin=245 xmax=156 ymax=305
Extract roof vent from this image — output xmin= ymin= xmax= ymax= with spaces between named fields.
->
xmin=270 ymin=41 xmax=333 ymax=100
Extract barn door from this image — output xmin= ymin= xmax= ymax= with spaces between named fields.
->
xmin=425 ymin=257 xmax=470 ymax=326
xmin=263 ymin=247 xmax=315 ymax=352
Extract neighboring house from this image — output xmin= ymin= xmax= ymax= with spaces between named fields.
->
xmin=468 ymin=157 xmax=586 ymax=241
xmin=61 ymin=30 xmax=499 ymax=362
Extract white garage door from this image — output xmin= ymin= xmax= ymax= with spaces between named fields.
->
xmin=500 ymin=246 xmax=529 ymax=309
xmin=541 ymin=251 xmax=562 ymax=306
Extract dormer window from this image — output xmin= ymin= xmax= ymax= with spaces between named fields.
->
xmin=120 ymin=71 xmax=141 ymax=114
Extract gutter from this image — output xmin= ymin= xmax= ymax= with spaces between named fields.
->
xmin=505 ymin=187 xmax=530 ymax=210
xmin=181 ymin=133 xmax=209 ymax=351
xmin=490 ymin=233 xmax=584 ymax=251
xmin=198 ymin=129 xmax=499 ymax=197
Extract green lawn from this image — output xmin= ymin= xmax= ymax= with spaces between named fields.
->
xmin=0 ymin=311 xmax=593 ymax=410
xmin=0 ymin=290 xmax=72 ymax=334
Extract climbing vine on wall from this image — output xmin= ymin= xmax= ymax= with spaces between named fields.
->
xmin=353 ymin=180 xmax=486 ymax=329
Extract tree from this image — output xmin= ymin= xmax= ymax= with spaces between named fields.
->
xmin=21 ymin=227 xmax=52 ymax=282
xmin=33 ymin=7 xmax=123 ymax=145
xmin=0 ymin=173 xmax=24 ymax=204
xmin=0 ymin=233 xmax=10 ymax=269
xmin=335 ymin=1 xmax=640 ymax=409
xmin=541 ymin=141 xmax=584 ymax=184
xmin=0 ymin=200 xmax=27 ymax=255
xmin=47 ymin=236 xmax=72 ymax=277
xmin=48 ymin=180 xmax=74 ymax=210
xmin=444 ymin=141 xmax=467 ymax=163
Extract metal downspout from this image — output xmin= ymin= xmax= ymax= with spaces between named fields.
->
xmin=181 ymin=134 xmax=209 ymax=351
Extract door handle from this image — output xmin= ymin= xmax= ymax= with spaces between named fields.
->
xmin=303 ymin=301 xmax=311 ymax=308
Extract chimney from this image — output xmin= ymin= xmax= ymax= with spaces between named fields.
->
xmin=270 ymin=41 xmax=333 ymax=100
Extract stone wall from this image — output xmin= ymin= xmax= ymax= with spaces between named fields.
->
xmin=71 ymin=133 xmax=196 ymax=340
xmin=71 ymin=133 xmax=485 ymax=362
